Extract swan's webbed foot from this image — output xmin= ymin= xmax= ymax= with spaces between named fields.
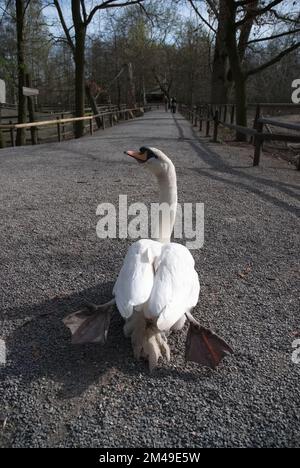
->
xmin=63 ymin=301 xmax=114 ymax=345
xmin=185 ymin=322 xmax=233 ymax=369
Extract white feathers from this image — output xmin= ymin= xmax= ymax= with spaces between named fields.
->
xmin=149 ymin=243 xmax=200 ymax=331
xmin=113 ymin=239 xmax=162 ymax=319
xmin=113 ymin=240 xmax=200 ymax=331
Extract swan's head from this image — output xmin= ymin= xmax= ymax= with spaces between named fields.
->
xmin=124 ymin=146 xmax=174 ymax=178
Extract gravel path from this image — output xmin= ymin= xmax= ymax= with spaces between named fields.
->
xmin=0 ymin=109 xmax=299 ymax=448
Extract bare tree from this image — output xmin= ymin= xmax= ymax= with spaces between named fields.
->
xmin=16 ymin=0 xmax=30 ymax=145
xmin=189 ymin=0 xmax=300 ymax=140
xmin=153 ymin=70 xmax=173 ymax=100
xmin=53 ymin=0 xmax=146 ymax=138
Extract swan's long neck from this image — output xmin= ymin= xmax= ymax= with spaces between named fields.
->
xmin=154 ymin=163 xmax=177 ymax=244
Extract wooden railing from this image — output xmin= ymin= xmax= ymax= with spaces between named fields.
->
xmin=0 ymin=103 xmax=16 ymax=110
xmin=36 ymin=103 xmax=129 ymax=114
xmin=0 ymin=105 xmax=152 ymax=148
xmin=179 ymin=103 xmax=300 ymax=170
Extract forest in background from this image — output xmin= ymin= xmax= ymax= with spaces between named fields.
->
xmin=0 ymin=0 xmax=299 ymax=141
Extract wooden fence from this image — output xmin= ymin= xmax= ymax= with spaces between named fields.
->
xmin=179 ymin=103 xmax=300 ymax=170
xmin=0 ymin=105 xmax=153 ymax=148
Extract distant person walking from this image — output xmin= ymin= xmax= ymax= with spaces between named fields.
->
xmin=171 ymin=97 xmax=177 ymax=114
xmin=164 ymin=95 xmax=169 ymax=112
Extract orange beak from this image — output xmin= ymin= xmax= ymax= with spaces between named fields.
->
xmin=124 ymin=150 xmax=147 ymax=162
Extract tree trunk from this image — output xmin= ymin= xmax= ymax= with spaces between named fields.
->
xmin=234 ymin=1 xmax=258 ymax=141
xmin=0 ymin=108 xmax=4 ymax=149
xmin=72 ymin=0 xmax=86 ymax=138
xmin=117 ymin=79 xmax=121 ymax=109
xmin=127 ymin=62 xmax=136 ymax=108
xmin=224 ymin=0 xmax=248 ymax=141
xmin=74 ymin=27 xmax=86 ymax=138
xmin=210 ymin=51 xmax=231 ymax=104
xmin=235 ymin=73 xmax=247 ymax=141
xmin=85 ymin=84 xmax=102 ymax=129
xmin=210 ymin=0 xmax=232 ymax=104
xmin=16 ymin=0 xmax=27 ymax=146
xmin=210 ymin=0 xmax=257 ymax=107
xmin=26 ymin=73 xmax=37 ymax=144
xmin=142 ymin=76 xmax=147 ymax=106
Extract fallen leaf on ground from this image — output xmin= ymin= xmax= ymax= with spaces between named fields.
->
xmin=238 ymin=265 xmax=252 ymax=279
xmin=0 ymin=414 xmax=7 ymax=431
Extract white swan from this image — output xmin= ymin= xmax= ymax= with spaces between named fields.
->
xmin=64 ymin=147 xmax=232 ymax=370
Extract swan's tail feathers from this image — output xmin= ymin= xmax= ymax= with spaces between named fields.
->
xmin=124 ymin=311 xmax=170 ymax=372
xmin=63 ymin=299 xmax=115 ymax=345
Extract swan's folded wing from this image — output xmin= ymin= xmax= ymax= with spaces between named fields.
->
xmin=113 ymin=239 xmax=162 ymax=319
xmin=147 ymin=243 xmax=200 ymax=331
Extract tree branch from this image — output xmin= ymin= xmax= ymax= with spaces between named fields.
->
xmin=270 ymin=10 xmax=300 ymax=24
xmin=53 ymin=0 xmax=75 ymax=53
xmin=139 ymin=2 xmax=154 ymax=28
xmin=247 ymin=41 xmax=300 ymax=77
xmin=86 ymin=0 xmax=146 ymax=25
xmin=0 ymin=0 xmax=14 ymax=22
xmin=80 ymin=0 xmax=87 ymax=23
xmin=247 ymin=27 xmax=300 ymax=44
xmin=188 ymin=0 xmax=216 ymax=34
xmin=23 ymin=0 xmax=31 ymax=18
xmin=205 ymin=0 xmax=219 ymax=19
xmin=236 ymin=0 xmax=284 ymax=28
xmin=238 ymin=1 xmax=259 ymax=60
xmin=236 ymin=0 xmax=259 ymax=6
xmin=153 ymin=69 xmax=172 ymax=98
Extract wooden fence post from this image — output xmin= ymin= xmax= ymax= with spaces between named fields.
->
xmin=213 ymin=110 xmax=219 ymax=142
xmin=206 ymin=108 xmax=210 ymax=136
xmin=199 ymin=117 xmax=202 ymax=132
xmin=223 ymin=105 xmax=227 ymax=123
xmin=206 ymin=119 xmax=210 ymax=136
xmin=61 ymin=113 xmax=65 ymax=140
xmin=230 ymin=105 xmax=235 ymax=124
xmin=252 ymin=104 xmax=261 ymax=145
xmin=85 ymin=84 xmax=102 ymax=129
xmin=194 ymin=112 xmax=198 ymax=127
xmin=9 ymin=121 xmax=15 ymax=147
xmin=253 ymin=120 xmax=263 ymax=166
xmin=56 ymin=117 xmax=61 ymax=142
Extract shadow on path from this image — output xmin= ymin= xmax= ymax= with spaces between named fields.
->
xmin=4 ymin=283 xmax=211 ymax=400
xmin=173 ymin=114 xmax=300 ymax=217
